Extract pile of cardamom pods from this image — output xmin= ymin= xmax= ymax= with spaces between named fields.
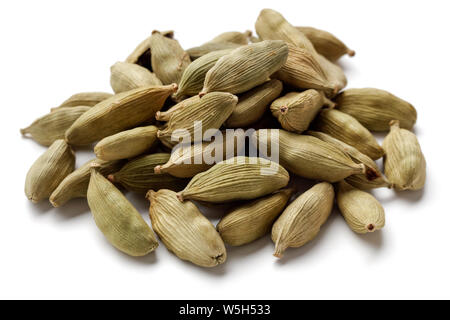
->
xmin=22 ymin=9 xmax=426 ymax=267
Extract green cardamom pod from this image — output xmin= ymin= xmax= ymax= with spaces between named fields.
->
xmin=313 ymin=109 xmax=385 ymax=160
xmin=225 ymin=79 xmax=283 ymax=128
xmin=147 ymin=189 xmax=226 ymax=267
xmin=108 ymin=153 xmax=188 ymax=193
xmin=337 ymin=181 xmax=385 ymax=234
xmin=110 ymin=62 xmax=162 ymax=94
xmin=187 ymin=42 xmax=242 ymax=61
xmin=21 ymin=106 xmax=89 ymax=146
xmin=51 ymin=92 xmax=112 ymax=111
xmin=316 ymin=54 xmax=347 ymax=95
xmin=272 ymin=182 xmax=334 ymax=258
xmin=94 ymin=125 xmax=158 ymax=161
xmin=207 ymin=31 xmax=252 ymax=45
xmin=177 ymin=156 xmax=290 ymax=203
xmin=217 ymin=188 xmax=293 ymax=246
xmin=25 ymin=140 xmax=75 ymax=203
xmin=382 ymin=121 xmax=426 ymax=191
xmin=65 ymin=84 xmax=176 ymax=146
xmin=270 ymin=90 xmax=334 ymax=133
xmin=88 ymin=168 xmax=158 ymax=257
xmin=335 ymin=88 xmax=417 ymax=131
xmin=199 ymin=40 xmax=288 ymax=96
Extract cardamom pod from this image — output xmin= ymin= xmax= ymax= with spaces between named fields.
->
xmin=110 ymin=62 xmax=162 ymax=94
xmin=147 ymin=189 xmax=226 ymax=267
xmin=50 ymin=158 xmax=123 ymax=207
xmin=149 ymin=31 xmax=191 ymax=85
xmin=25 ymin=140 xmax=75 ymax=203
xmin=270 ymin=90 xmax=334 ymax=133
xmin=207 ymin=31 xmax=252 ymax=45
xmin=88 ymin=168 xmax=158 ymax=257
xmin=52 ymin=92 xmax=112 ymax=111
xmin=225 ymin=79 xmax=283 ymax=128
xmin=272 ymin=182 xmax=334 ymax=258
xmin=199 ymin=40 xmax=288 ymax=96
xmin=316 ymin=54 xmax=347 ymax=95
xmin=187 ymin=42 xmax=242 ymax=60
xmin=217 ymin=189 xmax=293 ymax=246
xmin=65 ymin=84 xmax=176 ymax=145
xmin=337 ymin=181 xmax=385 ymax=234
xmin=155 ymin=130 xmax=245 ymax=178
xmin=173 ymin=49 xmax=234 ymax=101
xmin=157 ymin=92 xmax=237 ymax=148
xmin=156 ymin=95 xmax=199 ymax=122
xmin=21 ymin=106 xmax=90 ymax=146
xmin=313 ymin=109 xmax=385 ymax=160
xmin=382 ymin=121 xmax=426 ymax=191
xmin=335 ymin=88 xmax=417 ymax=131
xmin=94 ymin=125 xmax=158 ymax=161
xmin=252 ymin=129 xmax=366 ymax=182
xmin=296 ymin=26 xmax=355 ymax=62
xmin=307 ymin=131 xmax=390 ymax=189
xmin=177 ymin=156 xmax=290 ymax=203
xmin=108 ymin=153 xmax=188 ymax=193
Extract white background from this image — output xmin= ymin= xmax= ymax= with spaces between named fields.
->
xmin=0 ymin=0 xmax=449 ymax=300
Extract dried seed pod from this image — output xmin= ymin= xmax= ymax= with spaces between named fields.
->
xmin=296 ymin=26 xmax=355 ymax=62
xmin=200 ymin=40 xmax=288 ymax=96
xmin=252 ymin=129 xmax=366 ymax=182
xmin=335 ymin=88 xmax=417 ymax=131
xmin=316 ymin=54 xmax=347 ymax=95
xmin=65 ymin=84 xmax=176 ymax=146
xmin=25 ymin=140 xmax=75 ymax=203
xmin=217 ymin=189 xmax=293 ymax=246
xmin=177 ymin=156 xmax=290 ymax=203
xmin=156 ymin=95 xmax=200 ymax=122
xmin=110 ymin=62 xmax=162 ymax=94
xmin=225 ymin=79 xmax=283 ymax=128
xmin=88 ymin=169 xmax=158 ymax=257
xmin=149 ymin=31 xmax=191 ymax=85
xmin=155 ymin=130 xmax=246 ymax=178
xmin=94 ymin=126 xmax=158 ymax=161
xmin=21 ymin=106 xmax=90 ymax=146
xmin=307 ymin=131 xmax=390 ymax=189
xmin=337 ymin=181 xmax=385 ymax=234
xmin=274 ymin=45 xmax=336 ymax=94
xmin=187 ymin=42 xmax=242 ymax=60
xmin=50 ymin=158 xmax=123 ymax=207
xmin=52 ymin=92 xmax=112 ymax=111
xmin=157 ymin=92 xmax=237 ymax=148
xmin=382 ymin=121 xmax=426 ymax=191
xmin=272 ymin=182 xmax=334 ymax=258
xmin=147 ymin=189 xmax=226 ymax=268
xmin=207 ymin=30 xmax=252 ymax=45
xmin=108 ymin=153 xmax=188 ymax=194
xmin=270 ymin=90 xmax=334 ymax=133
xmin=313 ymin=109 xmax=384 ymax=160
xmin=174 ymin=49 xmax=234 ymax=101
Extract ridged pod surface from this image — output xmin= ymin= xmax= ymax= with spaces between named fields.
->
xmin=52 ymin=92 xmax=112 ymax=111
xmin=187 ymin=42 xmax=242 ymax=60
xmin=110 ymin=62 xmax=162 ymax=93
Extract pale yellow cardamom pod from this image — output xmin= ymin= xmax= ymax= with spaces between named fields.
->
xmin=65 ymin=84 xmax=177 ymax=146
xmin=177 ymin=156 xmax=290 ymax=203
xmin=50 ymin=158 xmax=124 ymax=207
xmin=296 ymin=26 xmax=355 ymax=62
xmin=306 ymin=131 xmax=390 ymax=189
xmin=217 ymin=188 xmax=293 ymax=246
xmin=149 ymin=31 xmax=191 ymax=85
xmin=25 ymin=139 xmax=75 ymax=203
xmin=147 ymin=189 xmax=226 ymax=268
xmin=51 ymin=92 xmax=112 ymax=111
xmin=88 ymin=168 xmax=158 ymax=257
xmin=270 ymin=90 xmax=334 ymax=133
xmin=200 ymin=40 xmax=289 ymax=96
xmin=313 ymin=109 xmax=385 ymax=160
xmin=252 ymin=129 xmax=366 ymax=182
xmin=108 ymin=153 xmax=188 ymax=194
xmin=337 ymin=181 xmax=385 ymax=234
xmin=335 ymin=88 xmax=417 ymax=131
xmin=187 ymin=42 xmax=242 ymax=61
xmin=272 ymin=182 xmax=334 ymax=258
xmin=225 ymin=79 xmax=283 ymax=128
xmin=207 ymin=31 xmax=252 ymax=45
xmin=382 ymin=120 xmax=426 ymax=191
xmin=110 ymin=62 xmax=162 ymax=94
xmin=21 ymin=106 xmax=90 ymax=146
xmin=94 ymin=125 xmax=158 ymax=161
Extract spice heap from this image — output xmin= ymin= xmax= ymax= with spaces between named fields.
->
xmin=22 ymin=9 xmax=426 ymax=266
